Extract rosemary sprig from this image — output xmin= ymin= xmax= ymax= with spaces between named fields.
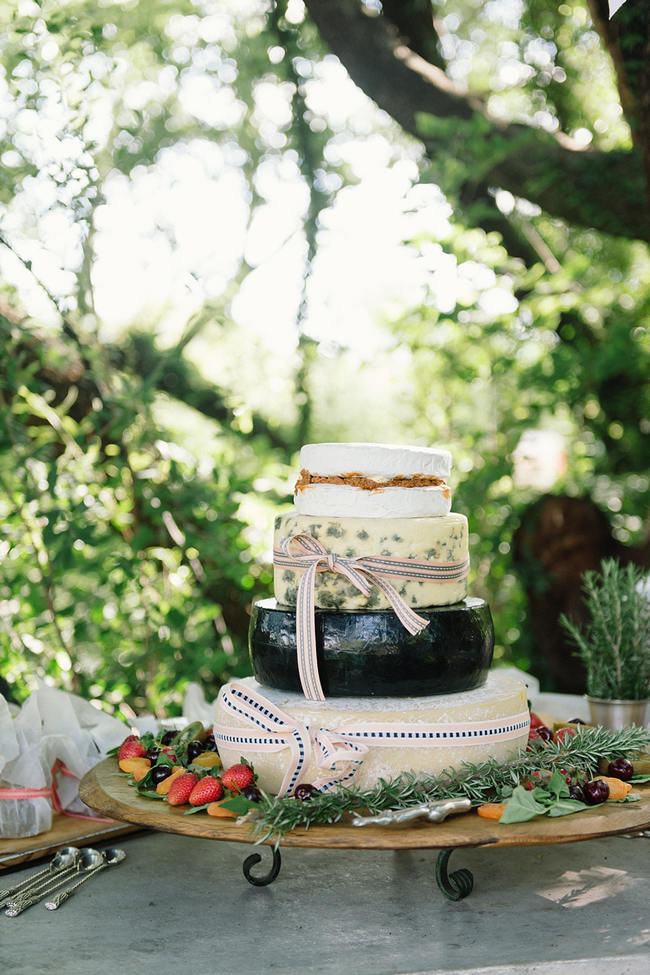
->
xmin=250 ymin=725 xmax=650 ymax=842
xmin=560 ymin=559 xmax=650 ymax=700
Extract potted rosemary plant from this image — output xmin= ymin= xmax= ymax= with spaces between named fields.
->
xmin=560 ymin=558 xmax=650 ymax=729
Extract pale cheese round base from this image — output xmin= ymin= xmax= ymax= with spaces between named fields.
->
xmin=214 ymin=673 xmax=530 ymax=794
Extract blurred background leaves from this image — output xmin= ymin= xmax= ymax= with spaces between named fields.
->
xmin=0 ymin=0 xmax=648 ymax=717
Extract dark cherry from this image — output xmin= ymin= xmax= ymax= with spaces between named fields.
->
xmin=187 ymin=740 xmax=204 ymax=762
xmin=150 ymin=765 xmax=173 ymax=785
xmin=568 ymin=718 xmax=586 ymax=725
xmin=607 ymin=757 xmax=634 ymax=781
xmin=293 ymin=783 xmax=320 ymax=801
xmin=160 ymin=730 xmax=177 ymax=745
xmin=582 ymin=779 xmax=610 ymax=805
xmin=145 ymin=746 xmax=160 ymax=762
xmin=536 ymin=725 xmax=553 ymax=742
xmin=242 ymin=785 xmax=262 ymax=803
xmin=202 ymin=733 xmax=218 ymax=752
xmin=568 ymin=784 xmax=586 ymax=802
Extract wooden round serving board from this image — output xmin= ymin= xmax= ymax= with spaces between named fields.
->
xmin=79 ymin=759 xmax=650 ymax=852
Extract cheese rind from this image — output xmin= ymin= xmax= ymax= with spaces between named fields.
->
xmin=214 ymin=673 xmax=530 ymax=793
xmin=299 ymin=442 xmax=452 ymax=478
xmin=250 ymin=596 xmax=494 ymax=697
xmin=274 ymin=512 xmax=468 ymax=609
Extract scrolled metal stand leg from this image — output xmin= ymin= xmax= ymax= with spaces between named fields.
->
xmin=242 ymin=846 xmax=282 ymax=887
xmin=435 ymin=848 xmax=473 ymax=901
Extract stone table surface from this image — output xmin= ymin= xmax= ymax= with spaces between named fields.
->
xmin=1 ymin=829 xmax=649 ymax=975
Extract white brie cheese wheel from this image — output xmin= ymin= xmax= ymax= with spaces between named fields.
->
xmin=214 ymin=673 xmax=530 ymax=793
xmin=299 ymin=442 xmax=452 ymax=478
xmin=274 ymin=512 xmax=468 ymax=609
xmin=295 ymin=442 xmax=453 ymax=518
xmin=294 ymin=484 xmax=452 ymax=518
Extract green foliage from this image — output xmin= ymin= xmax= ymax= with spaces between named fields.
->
xmin=560 ymin=559 xmax=650 ymax=700
xmin=0 ymin=0 xmax=648 ymax=714
xmin=0 ymin=313 xmax=284 ymax=718
xmin=378 ymin=211 xmax=650 ymax=677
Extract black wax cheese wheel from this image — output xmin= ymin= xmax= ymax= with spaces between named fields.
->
xmin=249 ymin=597 xmax=494 ymax=697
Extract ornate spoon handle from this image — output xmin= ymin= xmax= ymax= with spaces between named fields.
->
xmin=5 ymin=865 xmax=79 ymax=907
xmin=5 ymin=874 xmax=75 ymax=915
xmin=5 ymin=887 xmax=56 ymax=917
xmin=0 ymin=865 xmax=54 ymax=904
xmin=44 ymin=863 xmax=107 ymax=910
xmin=0 ymin=847 xmax=81 ymax=908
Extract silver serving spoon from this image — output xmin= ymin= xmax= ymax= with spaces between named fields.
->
xmin=45 ymin=847 xmax=126 ymax=910
xmin=4 ymin=848 xmax=91 ymax=910
xmin=0 ymin=847 xmax=81 ymax=908
xmin=5 ymin=848 xmax=103 ymax=916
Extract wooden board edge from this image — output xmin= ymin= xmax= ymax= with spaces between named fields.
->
xmin=78 ymin=760 xmax=650 ymax=853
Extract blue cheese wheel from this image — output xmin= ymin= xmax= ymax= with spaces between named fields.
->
xmin=274 ymin=512 xmax=469 ymax=610
xmin=249 ymin=596 xmax=494 ymax=697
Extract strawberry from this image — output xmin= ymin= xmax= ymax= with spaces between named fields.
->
xmin=189 ymin=776 xmax=224 ymax=806
xmin=221 ymin=762 xmax=254 ymax=794
xmin=528 ymin=724 xmax=553 ymax=742
xmin=117 ymin=735 xmax=146 ymax=761
xmin=167 ymin=772 xmax=199 ymax=806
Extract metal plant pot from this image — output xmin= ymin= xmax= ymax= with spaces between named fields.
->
xmin=587 ymin=696 xmax=649 ymax=730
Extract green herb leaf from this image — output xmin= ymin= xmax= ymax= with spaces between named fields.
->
xmin=499 ymin=786 xmax=549 ymax=823
xmin=219 ymin=795 xmax=258 ymax=815
xmin=546 ymin=768 xmax=571 ymax=800
xmin=547 ymin=798 xmax=589 ymax=817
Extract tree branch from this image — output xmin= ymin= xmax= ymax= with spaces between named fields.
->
xmin=1 ymin=318 xmax=293 ymax=454
xmin=381 ymin=0 xmax=446 ymax=70
xmin=587 ymin=0 xmax=650 ymax=206
xmin=304 ymin=0 xmax=650 ymax=240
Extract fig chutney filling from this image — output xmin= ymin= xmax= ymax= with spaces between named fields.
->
xmin=294 ymin=469 xmax=450 ymax=497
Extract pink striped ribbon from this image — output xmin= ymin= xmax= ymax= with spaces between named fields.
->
xmin=274 ymin=533 xmax=470 ymax=702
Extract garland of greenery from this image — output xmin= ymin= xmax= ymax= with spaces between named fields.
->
xmin=249 ymin=726 xmax=650 ymax=842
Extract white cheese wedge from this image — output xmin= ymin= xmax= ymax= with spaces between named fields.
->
xmin=214 ymin=672 xmax=530 ymax=793
xmin=274 ymin=512 xmax=468 ymax=609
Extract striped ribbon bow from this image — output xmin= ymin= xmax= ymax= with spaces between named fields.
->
xmin=214 ymin=681 xmax=368 ymax=796
xmin=274 ymin=533 xmax=470 ymax=702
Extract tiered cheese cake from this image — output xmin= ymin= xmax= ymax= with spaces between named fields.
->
xmin=214 ymin=443 xmax=530 ymax=795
